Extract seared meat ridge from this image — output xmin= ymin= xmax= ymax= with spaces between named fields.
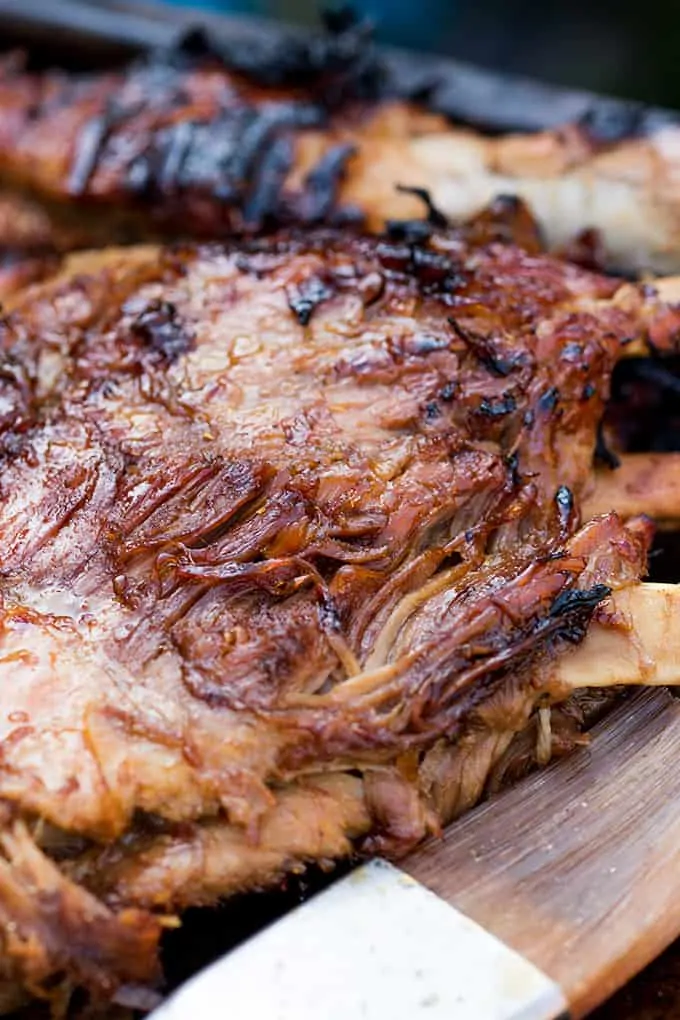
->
xmin=0 ymin=218 xmax=679 ymax=1007
xmin=1 ymin=19 xmax=680 ymax=271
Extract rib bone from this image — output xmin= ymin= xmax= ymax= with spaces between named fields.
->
xmin=553 ymin=582 xmax=680 ymax=690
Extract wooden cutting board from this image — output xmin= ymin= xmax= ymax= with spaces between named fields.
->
xmin=404 ymin=686 xmax=680 ymax=1017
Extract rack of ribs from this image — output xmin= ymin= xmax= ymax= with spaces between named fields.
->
xmin=0 ymin=15 xmax=679 ymax=278
xmin=0 ymin=199 xmax=679 ymax=1010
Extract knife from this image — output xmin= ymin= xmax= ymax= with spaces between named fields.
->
xmin=153 ymin=859 xmax=566 ymax=1020
xmin=152 ymin=688 xmax=680 ymax=1019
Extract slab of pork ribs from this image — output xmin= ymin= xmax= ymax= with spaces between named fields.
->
xmin=1 ymin=16 xmax=679 ymax=281
xmin=0 ymin=209 xmax=679 ymax=1012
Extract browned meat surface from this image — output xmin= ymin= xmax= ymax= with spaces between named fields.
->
xmin=0 ymin=191 xmax=55 ymax=250
xmin=1 ymin=30 xmax=680 ymax=272
xmin=0 ymin=192 xmax=63 ymax=303
xmin=0 ymin=188 xmax=101 ymax=304
xmin=0 ymin=215 xmax=679 ymax=1010
xmin=0 ymin=250 xmax=55 ymax=304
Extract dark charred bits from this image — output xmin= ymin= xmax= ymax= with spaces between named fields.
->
xmin=555 ymin=485 xmax=574 ymax=532
xmin=162 ymin=7 xmax=385 ymax=105
xmin=547 ymin=582 xmax=611 ymax=644
xmin=582 ymin=383 xmax=596 ymax=400
xmin=594 ymin=420 xmax=621 ymax=470
xmin=375 ymin=241 xmax=458 ymax=292
xmin=538 ymin=387 xmax=559 ymax=413
xmin=168 ymin=26 xmax=224 ymax=66
xmin=506 ymin=452 xmax=521 ymax=486
xmin=242 ymin=136 xmax=295 ymax=229
xmin=394 ymin=185 xmax=449 ymax=228
xmin=124 ymin=101 xmax=327 ymax=228
xmin=157 ymin=121 xmax=195 ymax=192
xmin=411 ymin=247 xmax=457 ymax=286
xmin=231 ymin=105 xmax=321 ymax=190
xmin=439 ymin=382 xmax=456 ymax=402
xmin=549 ymin=582 xmax=611 ymax=629
xmin=546 ymin=583 xmax=611 ymax=644
xmin=68 ymin=114 xmax=109 ymax=195
xmin=578 ymin=101 xmax=647 ymax=146
xmin=130 ymin=300 xmax=192 ymax=361
xmin=68 ymin=18 xmax=368 ymax=232
xmin=385 ymin=220 xmax=433 ymax=245
xmin=69 ymin=99 xmax=144 ymax=195
xmin=448 ymin=318 xmax=517 ymax=378
xmin=295 ymin=144 xmax=357 ymax=224
xmin=287 ymin=276 xmax=333 ymax=326
xmin=479 ymin=395 xmax=517 ymax=417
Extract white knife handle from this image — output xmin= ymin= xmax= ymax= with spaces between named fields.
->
xmin=153 ymin=860 xmax=568 ymax=1020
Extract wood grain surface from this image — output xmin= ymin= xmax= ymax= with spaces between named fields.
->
xmin=404 ymin=688 xmax=680 ymax=1017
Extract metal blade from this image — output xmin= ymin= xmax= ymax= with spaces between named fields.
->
xmin=152 ymin=859 xmax=568 ymax=1020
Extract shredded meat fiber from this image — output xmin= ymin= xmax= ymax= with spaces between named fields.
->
xmin=0 ymin=212 xmax=678 ymax=1010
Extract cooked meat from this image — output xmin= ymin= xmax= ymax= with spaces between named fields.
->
xmin=584 ymin=452 xmax=680 ymax=521
xmin=0 ymin=215 xmax=679 ymax=1010
xmin=0 ymin=187 xmax=105 ymax=304
xmin=0 ymin=29 xmax=679 ymax=273
xmin=0 ymin=192 xmax=62 ymax=303
xmin=0 ymin=249 xmax=56 ymax=304
xmin=0 ymin=190 xmax=56 ymax=250
xmin=0 ymin=823 xmax=162 ymax=1004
